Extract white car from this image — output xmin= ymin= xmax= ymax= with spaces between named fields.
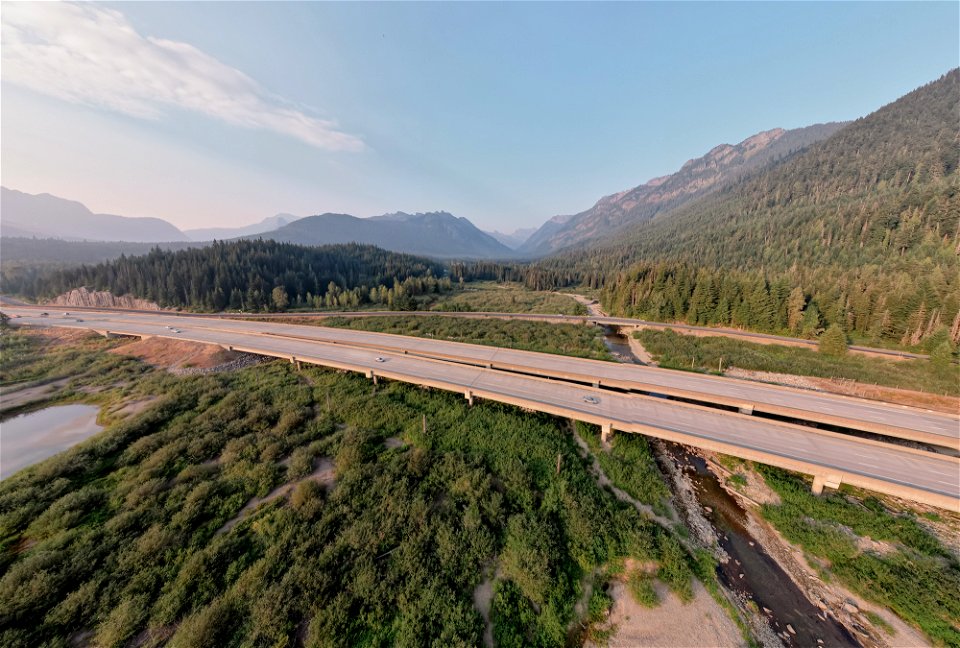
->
xmin=375 ymin=357 xmax=387 ymax=363
xmin=582 ymin=396 xmax=600 ymax=405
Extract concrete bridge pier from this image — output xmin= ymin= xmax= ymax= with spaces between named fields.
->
xmin=601 ymin=423 xmax=614 ymax=445
xmin=739 ymin=404 xmax=755 ymax=416
xmin=812 ymin=474 xmax=843 ymax=495
xmin=290 ymin=356 xmax=302 ymax=371
xmin=465 ymin=390 xmax=474 ymax=406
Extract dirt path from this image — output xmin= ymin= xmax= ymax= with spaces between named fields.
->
xmin=472 ymin=566 xmax=499 ymax=648
xmin=625 ymin=334 xmax=656 ymax=365
xmin=217 ymin=457 xmax=335 ymax=535
xmin=570 ymin=425 xmax=676 ymax=533
xmin=565 ymin=293 xmax=608 ymax=317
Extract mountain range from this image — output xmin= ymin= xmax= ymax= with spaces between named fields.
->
xmin=1 ymin=187 xmax=189 ymax=243
xmin=3 ymin=71 xmax=955 ymax=268
xmin=518 ymin=122 xmax=846 ymax=256
xmin=486 ymin=228 xmax=537 ymax=249
xmin=249 ymin=211 xmax=514 ymax=259
xmin=183 ymin=214 xmax=301 ymax=241
xmin=1 ymin=191 xmax=512 ymax=259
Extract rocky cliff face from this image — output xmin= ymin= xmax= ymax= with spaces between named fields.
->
xmin=47 ymin=287 xmax=161 ymax=310
xmin=519 ymin=122 xmax=847 ymax=256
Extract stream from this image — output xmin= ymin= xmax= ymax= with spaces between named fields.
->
xmin=600 ymin=326 xmax=637 ymax=363
xmin=603 ymin=324 xmax=859 ymax=647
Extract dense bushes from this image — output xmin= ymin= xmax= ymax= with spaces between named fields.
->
xmin=320 ymin=315 xmax=611 ymax=360
xmin=0 ymin=332 xmax=695 ymax=646
xmin=758 ymin=467 xmax=960 ymax=646
xmin=637 ymin=329 xmax=960 ymax=396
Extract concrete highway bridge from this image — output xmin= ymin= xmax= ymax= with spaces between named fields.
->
xmin=4 ymin=306 xmax=958 ymax=510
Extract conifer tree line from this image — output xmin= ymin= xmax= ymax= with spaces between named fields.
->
xmin=460 ymin=70 xmax=960 ymax=351
xmin=3 ymin=240 xmax=453 ymax=312
xmin=600 ymin=261 xmax=960 ymax=349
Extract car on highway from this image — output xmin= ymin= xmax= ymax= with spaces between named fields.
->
xmin=582 ymin=396 xmax=600 ymax=405
xmin=375 ymin=357 xmax=387 ymax=363
xmin=63 ymin=312 xmax=70 ymax=316
xmin=39 ymin=312 xmax=48 ymax=317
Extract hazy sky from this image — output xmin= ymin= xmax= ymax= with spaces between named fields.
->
xmin=2 ymin=2 xmax=957 ymax=232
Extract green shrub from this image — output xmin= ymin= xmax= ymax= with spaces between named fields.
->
xmin=627 ymin=570 xmax=660 ymax=607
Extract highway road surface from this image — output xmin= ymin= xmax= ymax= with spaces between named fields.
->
xmin=4 ymin=308 xmax=959 ymax=510
xmin=225 ymin=309 xmax=932 ymax=360
xmin=7 ymin=306 xmax=954 ymax=449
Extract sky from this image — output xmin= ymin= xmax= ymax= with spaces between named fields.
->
xmin=2 ymin=2 xmax=958 ymax=233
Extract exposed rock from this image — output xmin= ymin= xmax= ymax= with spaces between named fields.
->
xmin=48 ymin=287 xmax=160 ymax=311
xmin=170 ymin=353 xmax=264 ymax=376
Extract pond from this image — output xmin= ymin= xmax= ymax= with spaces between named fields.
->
xmin=1 ymin=404 xmax=103 ymax=479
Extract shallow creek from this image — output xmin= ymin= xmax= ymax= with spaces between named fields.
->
xmin=603 ymin=325 xmax=858 ymax=647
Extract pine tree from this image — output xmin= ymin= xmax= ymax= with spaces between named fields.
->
xmin=819 ymin=324 xmax=848 ymax=356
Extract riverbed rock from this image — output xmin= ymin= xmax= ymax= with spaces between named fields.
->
xmin=843 ymin=602 xmax=859 ymax=614
xmin=48 ymin=287 xmax=161 ymax=310
xmin=786 ymin=624 xmax=796 ymax=635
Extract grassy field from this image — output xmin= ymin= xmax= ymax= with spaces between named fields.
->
xmin=757 ymin=467 xmax=960 ymax=647
xmin=428 ymin=282 xmax=587 ymax=315
xmin=317 ymin=315 xmax=611 ymax=360
xmin=0 ymin=328 xmax=703 ymax=647
xmin=637 ymin=329 xmax=960 ymax=396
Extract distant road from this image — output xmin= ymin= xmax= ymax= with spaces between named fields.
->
xmin=5 ymin=307 xmax=958 ymax=510
xmin=237 ymin=310 xmax=931 ymax=360
xmin=0 ymin=296 xmax=928 ymax=360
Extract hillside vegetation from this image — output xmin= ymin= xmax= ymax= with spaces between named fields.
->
xmin=0 ymin=330 xmax=700 ymax=647
xmin=1 ymin=240 xmax=453 ymax=312
xmin=317 ymin=316 xmax=610 ymax=360
xmin=523 ymin=71 xmax=960 ymax=350
xmin=638 ymin=329 xmax=960 ymax=397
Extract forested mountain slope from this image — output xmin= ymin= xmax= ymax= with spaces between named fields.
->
xmin=604 ymin=69 xmax=959 ymax=270
xmin=519 ymin=123 xmax=845 ymax=256
xmin=533 ymin=70 xmax=960 ymax=348
xmin=2 ymin=240 xmax=452 ymax=312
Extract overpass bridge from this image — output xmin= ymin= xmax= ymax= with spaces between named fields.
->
xmin=4 ymin=307 xmax=959 ymax=510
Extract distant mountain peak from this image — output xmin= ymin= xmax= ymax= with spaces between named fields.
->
xmin=519 ymin=121 xmax=847 ymax=256
xmin=253 ymin=210 xmax=514 ymax=259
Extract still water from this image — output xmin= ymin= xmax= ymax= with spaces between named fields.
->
xmin=1 ymin=404 xmax=103 ymax=479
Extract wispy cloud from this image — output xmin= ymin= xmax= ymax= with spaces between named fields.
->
xmin=1 ymin=2 xmax=363 ymax=151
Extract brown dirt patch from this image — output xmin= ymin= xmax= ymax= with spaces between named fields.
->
xmin=109 ymin=337 xmax=237 ymax=371
xmin=0 ymin=378 xmax=71 ymax=413
xmin=725 ymin=367 xmax=958 ymax=413
xmin=807 ymin=377 xmax=958 ymax=414
xmin=595 ymin=578 xmax=746 ymax=648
